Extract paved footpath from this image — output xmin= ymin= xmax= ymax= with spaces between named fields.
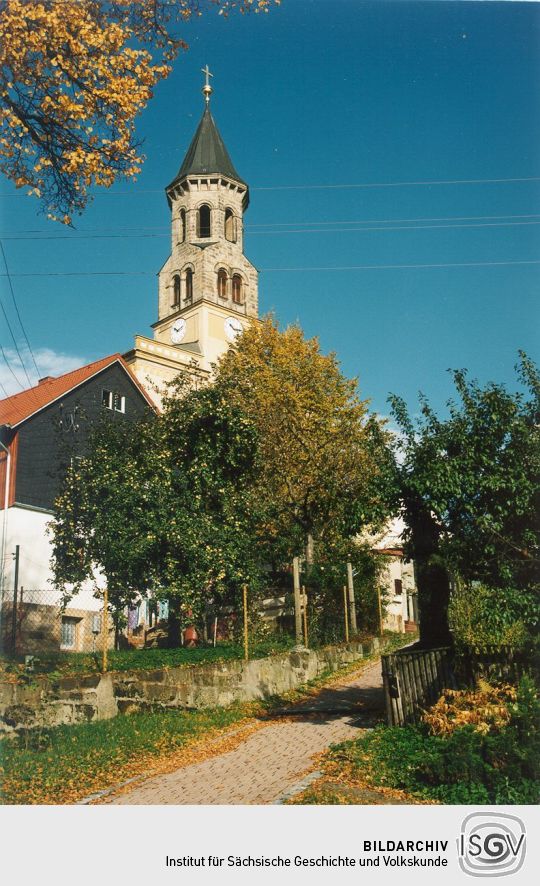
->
xmin=104 ymin=659 xmax=385 ymax=806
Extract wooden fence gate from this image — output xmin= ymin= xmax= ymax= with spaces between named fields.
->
xmin=381 ymin=646 xmax=457 ymax=726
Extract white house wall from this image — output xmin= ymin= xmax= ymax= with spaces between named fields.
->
xmin=2 ymin=504 xmax=103 ymax=611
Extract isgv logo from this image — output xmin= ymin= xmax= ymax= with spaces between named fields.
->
xmin=458 ymin=812 xmax=526 ymax=877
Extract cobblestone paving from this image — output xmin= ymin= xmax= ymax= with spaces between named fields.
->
xmin=105 ymin=660 xmax=384 ymax=806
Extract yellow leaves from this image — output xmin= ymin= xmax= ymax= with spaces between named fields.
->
xmin=422 ymin=684 xmax=516 ymax=736
xmin=0 ymin=0 xmax=279 ymax=220
xmin=0 ymin=1 xmax=169 ymax=219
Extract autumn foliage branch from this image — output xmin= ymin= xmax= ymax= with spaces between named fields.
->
xmin=0 ymin=0 xmax=279 ymax=223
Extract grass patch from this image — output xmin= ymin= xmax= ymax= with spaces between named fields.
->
xmin=0 ymin=632 xmax=411 ymax=805
xmin=0 ymin=702 xmax=260 ymax=805
xmin=1 ymin=635 xmax=296 ymax=680
xmin=1 ymin=630 xmax=408 ymax=682
xmin=298 ymin=676 xmax=540 ymax=805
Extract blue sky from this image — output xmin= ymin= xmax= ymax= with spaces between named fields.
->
xmin=1 ymin=0 xmax=539 ymax=417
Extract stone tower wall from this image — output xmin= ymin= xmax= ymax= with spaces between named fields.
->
xmin=157 ymin=178 xmax=258 ymax=322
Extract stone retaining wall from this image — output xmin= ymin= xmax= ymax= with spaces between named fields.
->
xmin=0 ymin=637 xmax=379 ymax=734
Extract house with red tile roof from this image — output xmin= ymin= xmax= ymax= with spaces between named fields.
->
xmin=0 ymin=355 xmax=155 ymax=653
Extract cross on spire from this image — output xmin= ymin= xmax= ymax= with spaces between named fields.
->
xmin=201 ymin=65 xmax=214 ymax=104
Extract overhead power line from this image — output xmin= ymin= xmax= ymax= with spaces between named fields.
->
xmin=253 ymin=176 xmax=540 ymax=191
xmin=259 ymin=259 xmax=540 ymax=272
xmin=0 ymin=344 xmax=25 ymax=391
xmin=2 ymin=217 xmax=540 ymax=242
xmin=0 ymin=259 xmax=539 ymax=277
xmin=0 ymin=300 xmax=32 ymax=388
xmin=0 ymin=240 xmax=40 ymax=378
xmin=1 ymin=174 xmax=540 ymax=199
xmin=5 ymin=211 xmax=540 ymax=236
xmin=247 ymin=212 xmax=540 ymax=228
xmin=248 ymin=221 xmax=540 ymax=236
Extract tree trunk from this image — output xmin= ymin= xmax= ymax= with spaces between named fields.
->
xmin=415 ymin=557 xmax=452 ymax=647
xmin=406 ymin=500 xmax=453 ymax=648
xmin=167 ymin=597 xmax=182 ymax=648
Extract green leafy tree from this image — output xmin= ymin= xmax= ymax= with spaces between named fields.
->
xmin=160 ymin=376 xmax=263 ymax=634
xmin=303 ymin=537 xmax=389 ymax=639
xmin=389 ymin=352 xmax=540 ymax=647
xmin=50 ymin=376 xmax=262 ymax=644
xmin=50 ymin=413 xmax=172 ymax=630
xmin=215 ymin=316 xmax=394 ymax=565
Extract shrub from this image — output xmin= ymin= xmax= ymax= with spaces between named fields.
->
xmin=327 ymin=676 xmax=539 ymax=804
xmin=449 ymin=582 xmax=538 ymax=650
xmin=421 ymin=681 xmax=516 ymax=736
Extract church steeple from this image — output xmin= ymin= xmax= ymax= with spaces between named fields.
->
xmin=167 ymin=107 xmax=247 ymax=194
xmin=124 ymin=69 xmax=259 ymax=406
xmin=166 ymin=67 xmax=248 ymax=207
xmin=155 ymin=68 xmax=258 ymax=361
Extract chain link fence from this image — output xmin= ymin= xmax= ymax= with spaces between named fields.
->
xmin=0 ymin=587 xmax=109 ymax=657
xmin=0 ymin=580 xmax=380 ymax=675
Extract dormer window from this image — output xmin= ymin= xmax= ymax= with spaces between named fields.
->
xmin=232 ymin=274 xmax=243 ymax=305
xmin=172 ymin=275 xmax=181 ymax=307
xmin=197 ymin=204 xmax=211 ymax=238
xmin=185 ymin=268 xmax=193 ymax=304
xmin=224 ymin=209 xmax=236 ymax=242
xmin=217 ymin=269 xmax=228 ymax=299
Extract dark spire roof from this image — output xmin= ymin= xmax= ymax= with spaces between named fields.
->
xmin=167 ymin=107 xmax=246 ymax=191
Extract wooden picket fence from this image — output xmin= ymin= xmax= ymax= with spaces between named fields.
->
xmin=453 ymin=645 xmax=533 ymax=687
xmin=381 ymin=644 xmax=535 ymax=726
xmin=381 ymin=647 xmax=456 ymax=726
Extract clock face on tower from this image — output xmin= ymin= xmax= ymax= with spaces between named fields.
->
xmin=224 ymin=316 xmax=243 ymax=342
xmin=171 ymin=318 xmax=186 ymax=344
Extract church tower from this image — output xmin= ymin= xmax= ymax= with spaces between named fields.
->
xmin=124 ymin=68 xmax=258 ymax=405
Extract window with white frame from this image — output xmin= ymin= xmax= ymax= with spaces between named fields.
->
xmin=113 ymin=392 xmax=125 ymax=413
xmin=102 ymin=389 xmax=126 ymax=413
xmin=61 ymin=616 xmax=79 ymax=649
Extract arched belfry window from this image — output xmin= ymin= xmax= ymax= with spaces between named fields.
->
xmin=179 ymin=209 xmax=186 ymax=242
xmin=224 ymin=209 xmax=236 ymax=242
xmin=172 ymin=275 xmax=181 ymax=307
xmin=197 ymin=204 xmax=211 ymax=238
xmin=232 ymin=274 xmax=243 ymax=305
xmin=217 ymin=269 xmax=228 ymax=299
xmin=185 ymin=268 xmax=193 ymax=304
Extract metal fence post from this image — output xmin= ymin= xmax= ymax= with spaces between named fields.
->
xmin=293 ymin=557 xmax=302 ymax=645
xmin=377 ymin=585 xmax=384 ymax=636
xmin=11 ymin=544 xmax=19 ymax=651
xmin=346 ymin=561 xmax=357 ymax=635
xmin=102 ymin=587 xmax=108 ymax=672
xmin=242 ymin=584 xmax=249 ymax=661
xmin=301 ymin=585 xmax=308 ymax=647
xmin=343 ymin=585 xmax=349 ymax=643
